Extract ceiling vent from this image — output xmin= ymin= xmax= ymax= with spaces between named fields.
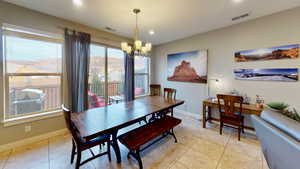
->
xmin=232 ymin=12 xmax=250 ymax=21
xmin=105 ymin=26 xmax=116 ymax=32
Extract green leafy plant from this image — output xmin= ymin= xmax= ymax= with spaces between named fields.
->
xmin=267 ymin=102 xmax=289 ymax=111
xmin=267 ymin=102 xmax=300 ymax=122
xmin=282 ymin=108 xmax=300 ymax=122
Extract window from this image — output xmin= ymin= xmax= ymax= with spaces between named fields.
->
xmin=2 ymin=26 xmax=62 ymax=120
xmin=134 ymin=56 xmax=150 ymax=96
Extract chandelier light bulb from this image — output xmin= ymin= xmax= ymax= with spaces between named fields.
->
xmin=141 ymin=46 xmax=147 ymax=54
xmin=135 ymin=40 xmax=142 ymax=50
xmin=121 ymin=42 xmax=128 ymax=51
xmin=145 ymin=43 xmax=152 ymax=51
xmin=126 ymin=46 xmax=132 ymax=54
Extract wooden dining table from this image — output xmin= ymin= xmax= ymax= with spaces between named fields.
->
xmin=71 ymin=96 xmax=184 ymax=163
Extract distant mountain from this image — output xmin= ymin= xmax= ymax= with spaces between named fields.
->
xmin=7 ymin=55 xmax=146 ymax=74
xmin=168 ymin=60 xmax=207 ymax=83
xmin=7 ymin=58 xmax=61 ymax=73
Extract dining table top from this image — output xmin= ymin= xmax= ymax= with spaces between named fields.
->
xmin=71 ymin=96 xmax=184 ymax=140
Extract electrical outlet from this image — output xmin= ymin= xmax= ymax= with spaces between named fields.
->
xmin=25 ymin=125 xmax=31 ymax=132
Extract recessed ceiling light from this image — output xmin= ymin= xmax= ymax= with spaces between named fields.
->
xmin=73 ymin=0 xmax=82 ymax=7
xmin=232 ymin=0 xmax=243 ymax=4
xmin=149 ymin=30 xmax=155 ymax=35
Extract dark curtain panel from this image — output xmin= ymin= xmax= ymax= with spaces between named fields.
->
xmin=64 ymin=29 xmax=91 ymax=112
xmin=124 ymin=53 xmax=135 ymax=102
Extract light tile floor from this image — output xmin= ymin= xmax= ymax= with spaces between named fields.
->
xmin=0 ymin=113 xmax=270 ymax=169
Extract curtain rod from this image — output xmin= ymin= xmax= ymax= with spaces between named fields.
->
xmin=57 ymin=26 xmax=131 ymax=43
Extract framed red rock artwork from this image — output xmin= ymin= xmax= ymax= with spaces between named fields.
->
xmin=235 ymin=44 xmax=299 ymax=62
xmin=167 ymin=50 xmax=207 ymax=83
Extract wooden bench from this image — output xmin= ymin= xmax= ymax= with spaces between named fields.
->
xmin=118 ymin=116 xmax=182 ymax=169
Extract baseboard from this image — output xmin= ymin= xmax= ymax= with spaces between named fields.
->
xmin=0 ymin=128 xmax=68 ymax=153
xmin=174 ymin=108 xmax=201 ymax=120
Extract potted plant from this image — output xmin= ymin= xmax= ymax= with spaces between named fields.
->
xmin=266 ymin=102 xmax=289 ymax=112
xmin=266 ymin=102 xmax=300 ymax=122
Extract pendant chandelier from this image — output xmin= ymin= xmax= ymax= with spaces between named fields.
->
xmin=121 ymin=9 xmax=152 ymax=55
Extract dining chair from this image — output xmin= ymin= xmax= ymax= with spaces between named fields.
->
xmin=162 ymin=88 xmax=177 ymax=117
xmin=147 ymin=84 xmax=162 ymax=123
xmin=62 ymin=105 xmax=111 ymax=169
xmin=163 ymin=88 xmax=176 ymax=100
xmin=217 ymin=94 xmax=245 ymax=141
xmin=150 ymin=84 xmax=161 ymax=96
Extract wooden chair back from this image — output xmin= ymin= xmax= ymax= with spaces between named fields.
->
xmin=150 ymin=84 xmax=161 ymax=96
xmin=163 ymin=88 xmax=176 ymax=100
xmin=62 ymin=105 xmax=82 ymax=143
xmin=217 ymin=94 xmax=243 ymax=117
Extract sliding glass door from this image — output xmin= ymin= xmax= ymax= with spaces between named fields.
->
xmin=88 ymin=44 xmax=125 ymax=108
xmin=88 ymin=44 xmax=150 ymax=108
xmin=88 ymin=44 xmax=106 ymax=108
xmin=107 ymin=48 xmax=125 ymax=104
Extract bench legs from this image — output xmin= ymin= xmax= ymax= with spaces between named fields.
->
xmin=126 ymin=129 xmax=178 ymax=169
xmin=128 ymin=149 xmax=143 ymax=169
xmin=169 ymin=129 xmax=178 ymax=143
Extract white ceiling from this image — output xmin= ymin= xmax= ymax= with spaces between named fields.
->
xmin=4 ymin=0 xmax=300 ymax=45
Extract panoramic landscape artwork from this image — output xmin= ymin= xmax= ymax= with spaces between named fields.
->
xmin=234 ymin=68 xmax=298 ymax=82
xmin=167 ymin=50 xmax=207 ymax=83
xmin=235 ymin=44 xmax=299 ymax=62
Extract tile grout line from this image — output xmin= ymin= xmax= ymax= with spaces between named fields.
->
xmin=2 ymin=149 xmax=12 ymax=169
xmin=261 ymin=150 xmax=264 ymax=169
xmin=177 ymin=161 xmax=190 ymax=169
xmin=152 ymin=141 xmax=187 ymax=169
xmin=214 ymin=132 xmax=232 ymax=169
xmin=48 ymin=139 xmax=50 ymax=169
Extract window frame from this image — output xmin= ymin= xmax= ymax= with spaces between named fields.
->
xmin=2 ymin=26 xmax=63 ymax=121
xmin=134 ymin=55 xmax=151 ymax=97
xmin=88 ymin=45 xmax=151 ymax=103
xmin=89 ymin=43 xmax=127 ymax=106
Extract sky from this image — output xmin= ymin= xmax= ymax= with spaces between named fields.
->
xmin=167 ymin=50 xmax=207 ymax=77
xmin=5 ymin=36 xmax=62 ymax=61
xmin=238 ymin=44 xmax=299 ymax=56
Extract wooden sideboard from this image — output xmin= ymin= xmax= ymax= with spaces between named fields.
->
xmin=202 ymin=99 xmax=264 ymax=130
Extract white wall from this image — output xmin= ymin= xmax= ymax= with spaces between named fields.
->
xmin=152 ymin=7 xmax=300 ymax=118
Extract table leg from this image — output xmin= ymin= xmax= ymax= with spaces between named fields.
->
xmin=111 ymin=130 xmax=121 ymax=163
xmin=208 ymin=107 xmax=212 ymax=123
xmin=202 ymin=103 xmax=206 ymax=128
